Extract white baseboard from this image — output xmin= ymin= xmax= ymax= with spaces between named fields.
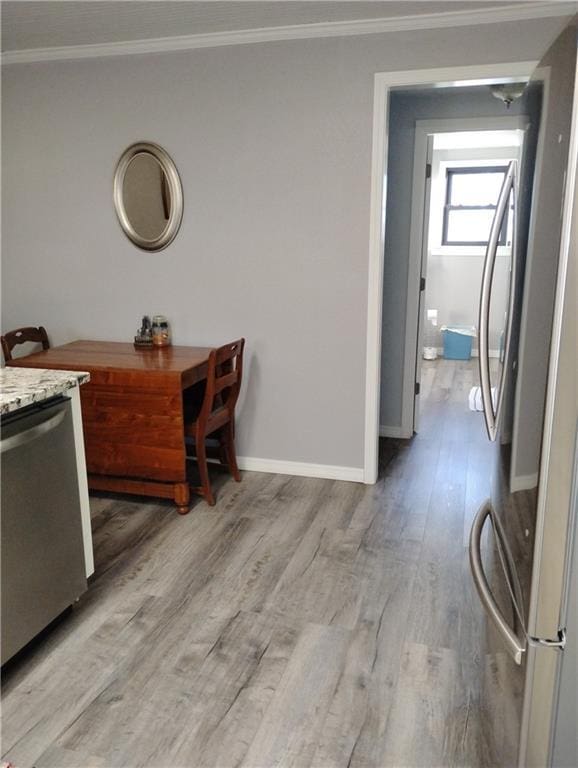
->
xmin=379 ymin=425 xmax=412 ymax=439
xmin=237 ymin=456 xmax=364 ymax=483
xmin=510 ymin=472 xmax=539 ymax=492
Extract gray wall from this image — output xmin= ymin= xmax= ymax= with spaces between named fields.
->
xmin=1 ymin=18 xmax=565 ymax=472
xmin=380 ymin=85 xmax=538 ymax=431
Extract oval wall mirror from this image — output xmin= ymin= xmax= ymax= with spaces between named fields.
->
xmin=113 ymin=142 xmax=183 ymax=251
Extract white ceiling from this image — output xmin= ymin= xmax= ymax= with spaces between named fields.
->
xmin=1 ymin=1 xmax=565 ymax=52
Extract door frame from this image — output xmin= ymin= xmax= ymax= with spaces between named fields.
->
xmin=364 ymin=61 xmax=538 ymax=483
xmin=406 ymin=115 xmax=530 ymax=438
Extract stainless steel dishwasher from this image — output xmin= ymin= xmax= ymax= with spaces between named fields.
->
xmin=1 ymin=396 xmax=87 ymax=664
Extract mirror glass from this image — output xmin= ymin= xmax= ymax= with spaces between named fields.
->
xmin=122 ymin=153 xmax=171 ymax=241
xmin=113 ymin=142 xmax=183 ymax=251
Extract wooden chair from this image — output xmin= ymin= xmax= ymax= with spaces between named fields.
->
xmin=1 ymin=326 xmax=50 ymax=362
xmin=184 ymin=338 xmax=245 ymax=506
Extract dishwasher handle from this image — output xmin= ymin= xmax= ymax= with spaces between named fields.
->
xmin=1 ymin=408 xmax=66 ymax=454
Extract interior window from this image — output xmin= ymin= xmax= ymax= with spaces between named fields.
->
xmin=442 ymin=166 xmax=509 ymax=246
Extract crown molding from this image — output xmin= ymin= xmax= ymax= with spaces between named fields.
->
xmin=2 ymin=2 xmax=575 ymax=65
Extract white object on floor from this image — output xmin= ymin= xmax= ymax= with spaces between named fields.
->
xmin=423 ymin=346 xmax=437 ymax=360
xmin=469 ymin=385 xmax=497 ymax=411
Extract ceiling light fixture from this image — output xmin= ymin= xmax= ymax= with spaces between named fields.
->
xmin=489 ymin=82 xmax=527 ymax=108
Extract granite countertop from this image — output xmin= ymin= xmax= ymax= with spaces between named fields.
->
xmin=0 ymin=367 xmax=90 ymax=415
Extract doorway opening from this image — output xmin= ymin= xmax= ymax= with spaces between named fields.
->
xmin=364 ymin=62 xmax=541 ymax=484
xmin=415 ymin=125 xmax=525 ymax=433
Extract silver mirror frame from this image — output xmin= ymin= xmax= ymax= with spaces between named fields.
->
xmin=113 ymin=142 xmax=183 ymax=251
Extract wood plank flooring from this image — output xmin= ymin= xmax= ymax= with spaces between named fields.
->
xmin=2 ymin=359 xmax=493 ymax=768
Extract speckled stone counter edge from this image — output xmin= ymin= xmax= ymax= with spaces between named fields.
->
xmin=0 ymin=368 xmax=90 ymax=415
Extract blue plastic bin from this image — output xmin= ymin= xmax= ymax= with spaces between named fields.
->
xmin=442 ymin=326 xmax=475 ymax=360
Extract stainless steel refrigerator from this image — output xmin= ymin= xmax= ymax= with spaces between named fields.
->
xmin=468 ymin=21 xmax=578 ymax=768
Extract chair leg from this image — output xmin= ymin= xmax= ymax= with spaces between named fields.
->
xmin=221 ymin=421 xmax=241 ymax=482
xmin=196 ymin=438 xmax=215 ymax=506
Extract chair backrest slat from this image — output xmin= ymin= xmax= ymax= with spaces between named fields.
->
xmin=197 ymin=338 xmax=245 ymax=430
xmin=1 ymin=326 xmax=50 ymax=362
xmin=214 ymin=370 xmax=238 ymax=397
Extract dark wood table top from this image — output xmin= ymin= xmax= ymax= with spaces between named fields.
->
xmin=8 ymin=340 xmax=214 ymax=388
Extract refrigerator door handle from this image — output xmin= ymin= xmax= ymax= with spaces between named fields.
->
xmin=492 ymin=500 xmax=527 ymax=632
xmin=469 ymin=501 xmax=526 ymax=665
xmin=478 ymin=160 xmax=517 ymax=441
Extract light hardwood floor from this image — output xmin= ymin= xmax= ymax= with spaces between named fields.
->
xmin=2 ymin=359 xmax=494 ymax=768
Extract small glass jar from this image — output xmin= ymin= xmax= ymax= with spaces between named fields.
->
xmin=151 ymin=315 xmax=171 ymax=347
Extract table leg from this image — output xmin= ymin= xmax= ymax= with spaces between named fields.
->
xmin=174 ymin=482 xmax=190 ymax=515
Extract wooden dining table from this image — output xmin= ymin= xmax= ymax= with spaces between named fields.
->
xmin=8 ymin=340 xmax=213 ymax=513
